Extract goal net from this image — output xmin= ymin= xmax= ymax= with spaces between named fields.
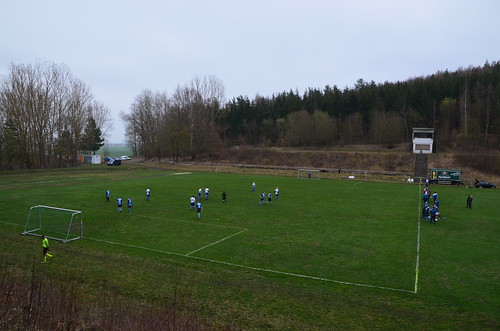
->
xmin=23 ymin=205 xmax=83 ymax=243
xmin=297 ymin=169 xmax=320 ymax=179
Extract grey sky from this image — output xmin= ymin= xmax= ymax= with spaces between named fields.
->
xmin=1 ymin=0 xmax=499 ymax=143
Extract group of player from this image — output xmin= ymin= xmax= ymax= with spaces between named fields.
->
xmin=255 ymin=182 xmax=279 ymax=205
xmin=190 ymin=187 xmax=210 ymax=219
xmin=106 ymin=188 xmax=151 ymax=213
xmin=422 ymin=187 xmax=441 ymax=224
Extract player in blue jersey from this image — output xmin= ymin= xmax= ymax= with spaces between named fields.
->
xmin=259 ymin=192 xmax=265 ymax=205
xmin=434 ymin=199 xmax=440 ymax=209
xmin=127 ymin=197 xmax=132 ymax=213
xmin=266 ymin=192 xmax=273 ymax=205
xmin=422 ymin=203 xmax=430 ymax=222
xmin=106 ymin=189 xmax=110 ymax=202
xmin=190 ymin=196 xmax=196 ymax=210
xmin=430 ymin=207 xmax=437 ymax=224
xmin=117 ymin=196 xmax=123 ymax=212
xmin=432 ymin=192 xmax=438 ymax=203
xmin=196 ymin=201 xmax=202 ymax=219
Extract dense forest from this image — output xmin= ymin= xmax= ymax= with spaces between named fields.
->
xmin=124 ymin=61 xmax=499 ymax=161
xmin=221 ymin=62 xmax=500 ymax=149
xmin=1 ymin=61 xmax=499 ymax=170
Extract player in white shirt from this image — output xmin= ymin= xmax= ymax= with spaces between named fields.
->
xmin=274 ymin=187 xmax=279 ymax=200
xmin=205 ymin=187 xmax=210 ymax=200
xmin=190 ymin=196 xmax=196 ymax=210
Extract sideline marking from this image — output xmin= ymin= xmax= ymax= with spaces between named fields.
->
xmin=414 ymin=183 xmax=422 ymax=294
xmin=2 ymin=217 xmax=415 ymax=293
xmin=186 ymin=228 xmax=248 ymax=256
xmin=0 ymin=221 xmax=24 ymax=227
xmin=85 ymin=236 xmax=414 ymax=293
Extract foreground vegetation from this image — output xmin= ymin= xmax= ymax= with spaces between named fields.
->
xmin=0 ymin=164 xmax=499 ymax=330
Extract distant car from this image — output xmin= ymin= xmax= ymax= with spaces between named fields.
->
xmin=104 ymin=157 xmax=112 ymax=161
xmin=107 ymin=158 xmax=122 ymax=166
xmin=120 ymin=155 xmax=131 ymax=160
xmin=475 ymin=180 xmax=496 ymax=188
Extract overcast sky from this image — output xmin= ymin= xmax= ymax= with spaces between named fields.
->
xmin=1 ymin=0 xmax=499 ymax=143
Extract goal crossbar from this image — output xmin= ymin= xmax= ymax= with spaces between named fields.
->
xmin=23 ymin=205 xmax=83 ymax=243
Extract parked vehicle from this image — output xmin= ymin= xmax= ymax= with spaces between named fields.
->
xmin=120 ymin=155 xmax=131 ymax=160
xmin=474 ymin=180 xmax=496 ymax=188
xmin=429 ymin=169 xmax=462 ymax=185
xmin=107 ymin=158 xmax=122 ymax=166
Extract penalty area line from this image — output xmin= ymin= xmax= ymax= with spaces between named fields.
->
xmin=186 ymin=228 xmax=248 ymax=256
xmin=85 ymin=236 xmax=414 ymax=294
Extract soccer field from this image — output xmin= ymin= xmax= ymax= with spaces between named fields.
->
xmin=0 ymin=166 xmax=499 ymax=329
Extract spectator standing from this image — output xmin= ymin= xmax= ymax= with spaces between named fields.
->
xmin=466 ymin=195 xmax=473 ymax=208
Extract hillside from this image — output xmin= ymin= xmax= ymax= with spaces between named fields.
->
xmin=144 ymin=145 xmax=499 ymax=186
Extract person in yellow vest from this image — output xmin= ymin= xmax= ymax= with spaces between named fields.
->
xmin=41 ymin=235 xmax=53 ymax=263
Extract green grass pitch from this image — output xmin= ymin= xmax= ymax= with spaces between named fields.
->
xmin=0 ymin=166 xmax=499 ymax=329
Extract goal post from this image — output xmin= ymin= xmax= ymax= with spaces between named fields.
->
xmin=297 ymin=169 xmax=320 ymax=179
xmin=23 ymin=205 xmax=83 ymax=243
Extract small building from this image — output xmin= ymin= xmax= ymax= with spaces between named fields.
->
xmin=412 ymin=128 xmax=434 ymax=154
xmin=412 ymin=128 xmax=434 ymax=180
xmin=79 ymin=155 xmax=102 ymax=165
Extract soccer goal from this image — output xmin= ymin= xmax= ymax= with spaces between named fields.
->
xmin=297 ymin=169 xmax=320 ymax=179
xmin=23 ymin=205 xmax=83 ymax=243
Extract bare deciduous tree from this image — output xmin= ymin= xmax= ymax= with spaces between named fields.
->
xmin=0 ymin=61 xmax=110 ymax=169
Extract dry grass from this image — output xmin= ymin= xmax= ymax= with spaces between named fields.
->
xmin=0 ymin=258 xmax=214 ymax=331
xmin=138 ymin=145 xmax=499 ymax=186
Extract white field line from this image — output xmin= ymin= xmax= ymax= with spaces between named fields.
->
xmin=186 ymin=228 xmax=248 ymax=256
xmin=3 ymin=202 xmax=419 ymax=294
xmin=0 ymin=178 xmax=89 ymax=187
xmin=85 ymin=236 xmax=414 ymax=294
xmin=414 ymin=183 xmax=422 ymax=294
xmin=0 ymin=220 xmax=24 ymax=227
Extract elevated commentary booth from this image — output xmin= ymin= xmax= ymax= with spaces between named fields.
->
xmin=412 ymin=128 xmax=434 ymax=180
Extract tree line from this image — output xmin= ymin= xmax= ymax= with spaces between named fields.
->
xmin=221 ymin=62 xmax=500 ymax=149
xmin=123 ymin=61 xmax=499 ymax=160
xmin=1 ymin=61 xmax=498 ymax=169
xmin=0 ymin=62 xmax=110 ymax=169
